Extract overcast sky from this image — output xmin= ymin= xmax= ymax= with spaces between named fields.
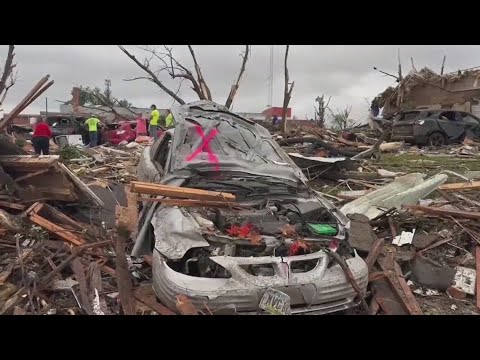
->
xmin=1 ymin=45 xmax=480 ymax=122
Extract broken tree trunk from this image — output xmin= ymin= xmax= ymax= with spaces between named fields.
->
xmin=282 ymin=45 xmax=294 ymax=134
xmin=225 ymin=45 xmax=250 ymax=109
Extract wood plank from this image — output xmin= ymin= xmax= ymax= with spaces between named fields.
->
xmin=378 ymin=251 xmax=422 ymax=315
xmin=439 ymin=181 xmax=480 ymax=191
xmin=365 ymin=237 xmax=385 ymax=272
xmin=369 ymin=297 xmax=380 ymax=315
xmin=417 ymin=237 xmax=454 ymax=254
xmin=0 ymin=201 xmax=25 ymax=210
xmin=70 ymin=258 xmax=93 ymax=315
xmin=86 ymin=262 xmax=108 ymax=315
xmin=115 ymin=211 xmax=136 ymax=315
xmin=371 ymin=278 xmax=408 ymax=315
xmin=133 ymin=286 xmax=176 ymax=316
xmin=477 ymin=247 xmax=480 ymax=310
xmin=125 ymin=187 xmax=138 ymax=234
xmin=138 ymin=198 xmax=242 ymax=208
xmin=29 ymin=213 xmax=86 ymax=246
xmin=57 ymin=162 xmax=104 ymax=207
xmin=42 ymin=203 xmax=85 ymax=232
xmin=130 ymin=181 xmax=235 ymax=202
xmin=404 ymin=205 xmax=480 ymax=220
xmin=14 ymin=168 xmax=50 ymax=183
xmin=393 ymin=261 xmax=423 ymax=315
xmin=0 ymin=248 xmax=34 ymax=284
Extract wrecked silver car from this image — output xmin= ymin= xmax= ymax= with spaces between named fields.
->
xmin=133 ymin=101 xmax=368 ymax=315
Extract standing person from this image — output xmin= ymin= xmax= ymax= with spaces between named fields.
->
xmin=149 ymin=104 xmax=160 ymax=139
xmin=271 ymin=115 xmax=278 ymax=127
xmin=32 ymin=118 xmax=52 ymax=155
xmin=165 ymin=109 xmax=174 ymax=128
xmin=135 ymin=112 xmax=147 ymax=137
xmin=85 ymin=115 xmax=103 ymax=147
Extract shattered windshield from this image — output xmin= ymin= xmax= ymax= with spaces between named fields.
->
xmin=183 ymin=116 xmax=287 ymax=164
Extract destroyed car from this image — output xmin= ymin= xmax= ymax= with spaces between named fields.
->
xmin=133 ymin=101 xmax=368 ymax=315
xmin=391 ymin=109 xmax=480 ymax=146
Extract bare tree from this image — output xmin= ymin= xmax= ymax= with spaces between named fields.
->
xmin=282 ymin=45 xmax=295 ymax=133
xmin=119 ymin=45 xmax=211 ymax=104
xmin=314 ymin=94 xmax=331 ymax=127
xmin=0 ymin=45 xmax=18 ymax=109
xmin=120 ymin=45 xmax=251 ymax=108
xmin=118 ymin=45 xmax=186 ymax=105
xmin=328 ymin=105 xmax=354 ymax=131
xmin=225 ymin=45 xmax=250 ymax=109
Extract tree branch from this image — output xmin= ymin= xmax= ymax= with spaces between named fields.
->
xmin=0 ymin=45 xmax=16 ymax=100
xmin=188 ymin=45 xmax=212 ymax=100
xmin=118 ymin=45 xmax=186 ymax=105
xmin=225 ymin=45 xmax=250 ymax=109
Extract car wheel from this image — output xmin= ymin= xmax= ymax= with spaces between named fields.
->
xmin=428 ymin=132 xmax=446 ymax=147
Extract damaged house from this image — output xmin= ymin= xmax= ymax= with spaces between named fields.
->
xmin=378 ymin=66 xmax=480 ymax=118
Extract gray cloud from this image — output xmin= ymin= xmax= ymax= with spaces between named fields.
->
xmin=1 ymin=45 xmax=479 ymax=122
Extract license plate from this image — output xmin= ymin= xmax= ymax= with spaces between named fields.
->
xmin=259 ymin=288 xmax=291 ymax=315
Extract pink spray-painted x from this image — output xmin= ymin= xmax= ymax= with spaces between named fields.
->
xmin=186 ymin=125 xmax=220 ymax=171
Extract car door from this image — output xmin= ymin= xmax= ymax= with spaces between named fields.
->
xmin=437 ymin=111 xmax=465 ymax=140
xmin=461 ymin=113 xmax=480 ymax=138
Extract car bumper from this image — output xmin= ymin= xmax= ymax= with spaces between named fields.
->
xmin=152 ymin=249 xmax=368 ymax=315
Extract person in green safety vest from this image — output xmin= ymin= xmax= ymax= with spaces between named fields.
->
xmin=149 ymin=104 xmax=160 ymax=139
xmin=165 ymin=109 xmax=174 ymax=128
xmin=85 ymin=115 xmax=104 ymax=147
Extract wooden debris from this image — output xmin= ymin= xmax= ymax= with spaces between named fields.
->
xmin=139 ymin=198 xmax=242 ymax=208
xmin=0 ymin=248 xmax=33 ymax=284
xmin=130 ymin=181 xmax=236 ymax=202
xmin=115 ymin=208 xmax=136 ymax=315
xmin=378 ymin=250 xmax=423 ymax=315
xmin=404 ymin=205 xmax=480 ymax=220
xmin=477 ymin=247 xmax=480 ymax=310
xmin=365 ymin=237 xmax=385 ymax=271
xmin=125 ymin=187 xmax=138 ymax=235
xmin=417 ymin=237 xmax=455 ymax=254
xmin=369 ymin=296 xmax=380 ymax=315
xmin=176 ymin=294 xmax=199 ymax=315
xmin=28 ymin=204 xmax=86 ymax=246
xmin=0 ymin=201 xmax=25 ymax=211
xmin=86 ymin=262 xmax=108 ymax=315
xmin=134 ymin=286 xmax=176 ymax=315
xmin=327 ymin=250 xmax=369 ymax=312
xmin=70 ymin=258 xmax=93 ymax=315
xmin=438 ymin=181 xmax=480 ymax=191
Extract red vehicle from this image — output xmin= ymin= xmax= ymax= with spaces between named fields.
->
xmin=102 ymin=121 xmax=137 ymax=145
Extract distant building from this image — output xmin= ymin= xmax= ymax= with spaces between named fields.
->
xmin=262 ymin=107 xmax=292 ymax=120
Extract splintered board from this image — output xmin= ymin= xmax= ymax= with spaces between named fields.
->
xmin=130 ymin=181 xmax=236 ymax=202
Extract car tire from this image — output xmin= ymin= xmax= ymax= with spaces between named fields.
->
xmin=428 ymin=132 xmax=446 ymax=147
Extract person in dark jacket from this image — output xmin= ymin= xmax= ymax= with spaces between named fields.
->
xmin=32 ymin=118 xmax=52 ymax=155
